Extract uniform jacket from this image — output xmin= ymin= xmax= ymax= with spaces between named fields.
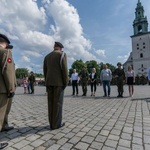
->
xmin=114 ymin=68 xmax=125 ymax=80
xmin=43 ymin=50 xmax=68 ymax=86
xmin=0 ymin=46 xmax=17 ymax=93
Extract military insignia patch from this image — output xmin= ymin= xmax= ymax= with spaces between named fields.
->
xmin=7 ymin=58 xmax=12 ymax=63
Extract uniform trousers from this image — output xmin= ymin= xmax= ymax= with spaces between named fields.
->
xmin=81 ymin=81 xmax=88 ymax=95
xmin=3 ymin=97 xmax=13 ymax=129
xmin=0 ymin=94 xmax=9 ymax=131
xmin=30 ymin=82 xmax=34 ymax=94
xmin=72 ymin=80 xmax=78 ymax=95
xmin=116 ymin=77 xmax=124 ymax=93
xmin=47 ymin=86 xmax=64 ymax=129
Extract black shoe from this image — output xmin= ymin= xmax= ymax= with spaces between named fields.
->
xmin=2 ymin=126 xmax=14 ymax=131
xmin=0 ymin=143 xmax=8 ymax=149
xmin=120 ymin=95 xmax=123 ymax=98
xmin=50 ymin=123 xmax=65 ymax=130
xmin=103 ymin=95 xmax=107 ymax=97
xmin=117 ymin=95 xmax=120 ymax=97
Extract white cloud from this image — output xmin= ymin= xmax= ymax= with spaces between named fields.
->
xmin=21 ymin=56 xmax=31 ymax=63
xmin=95 ymin=49 xmax=106 ymax=57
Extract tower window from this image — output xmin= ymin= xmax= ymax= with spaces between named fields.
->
xmin=138 ymin=25 xmax=142 ymax=32
xmin=143 ymin=42 xmax=145 ymax=45
xmin=140 ymin=53 xmax=143 ymax=58
xmin=137 ymin=47 xmax=139 ymax=50
xmin=137 ymin=44 xmax=139 ymax=46
xmin=143 ymin=46 xmax=145 ymax=49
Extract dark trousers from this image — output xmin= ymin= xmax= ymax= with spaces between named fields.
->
xmin=47 ymin=86 xmax=64 ymax=129
xmin=90 ymin=81 xmax=97 ymax=92
xmin=72 ymin=80 xmax=78 ymax=95
xmin=30 ymin=82 xmax=34 ymax=94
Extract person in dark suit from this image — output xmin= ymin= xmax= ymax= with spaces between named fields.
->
xmin=43 ymin=42 xmax=68 ymax=130
xmin=0 ymin=34 xmax=17 ymax=132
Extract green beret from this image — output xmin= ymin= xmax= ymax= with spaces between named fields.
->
xmin=0 ymin=34 xmax=10 ymax=44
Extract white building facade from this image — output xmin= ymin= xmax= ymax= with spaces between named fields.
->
xmin=124 ymin=0 xmax=150 ymax=76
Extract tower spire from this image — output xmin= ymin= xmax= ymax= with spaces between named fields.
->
xmin=133 ymin=0 xmax=148 ymax=35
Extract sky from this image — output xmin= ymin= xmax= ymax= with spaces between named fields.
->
xmin=0 ymin=0 xmax=150 ymax=73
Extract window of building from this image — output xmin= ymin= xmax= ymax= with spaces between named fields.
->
xmin=143 ymin=46 xmax=145 ymax=49
xmin=137 ymin=47 xmax=139 ymax=50
xmin=141 ymin=64 xmax=143 ymax=67
xmin=140 ymin=53 xmax=143 ymax=58
xmin=137 ymin=44 xmax=139 ymax=46
xmin=143 ymin=42 xmax=145 ymax=45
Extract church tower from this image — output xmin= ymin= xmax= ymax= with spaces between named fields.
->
xmin=124 ymin=0 xmax=150 ymax=76
xmin=133 ymin=0 xmax=148 ymax=35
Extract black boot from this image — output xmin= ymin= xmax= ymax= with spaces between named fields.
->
xmin=117 ymin=92 xmax=120 ymax=97
xmin=120 ymin=92 xmax=123 ymax=98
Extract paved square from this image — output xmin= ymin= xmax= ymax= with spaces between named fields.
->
xmin=0 ymin=85 xmax=150 ymax=150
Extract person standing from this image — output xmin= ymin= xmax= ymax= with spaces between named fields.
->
xmin=114 ymin=62 xmax=125 ymax=98
xmin=29 ymin=71 xmax=35 ymax=94
xmin=0 ymin=34 xmax=17 ymax=132
xmin=23 ymin=76 xmax=28 ymax=94
xmin=79 ymin=66 xmax=89 ymax=96
xmin=43 ymin=42 xmax=68 ymax=130
xmin=126 ymin=66 xmax=135 ymax=97
xmin=89 ymin=68 xmax=97 ymax=96
xmin=71 ymin=69 xmax=79 ymax=96
xmin=100 ymin=64 xmax=112 ymax=97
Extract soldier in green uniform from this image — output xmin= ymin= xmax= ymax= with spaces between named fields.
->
xmin=114 ymin=62 xmax=125 ymax=98
xmin=79 ymin=66 xmax=89 ymax=96
xmin=0 ymin=34 xmax=17 ymax=132
xmin=43 ymin=42 xmax=68 ymax=130
xmin=29 ymin=71 xmax=35 ymax=94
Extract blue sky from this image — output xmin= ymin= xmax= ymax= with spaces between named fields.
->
xmin=0 ymin=0 xmax=150 ymax=73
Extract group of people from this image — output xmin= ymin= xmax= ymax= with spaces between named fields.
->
xmin=70 ymin=62 xmax=135 ymax=98
xmin=0 ymin=33 xmax=136 ymax=149
xmin=23 ymin=72 xmax=35 ymax=94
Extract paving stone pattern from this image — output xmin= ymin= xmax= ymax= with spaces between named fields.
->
xmin=0 ymin=85 xmax=150 ymax=150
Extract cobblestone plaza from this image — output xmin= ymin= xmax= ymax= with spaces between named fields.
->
xmin=0 ymin=85 xmax=150 ymax=150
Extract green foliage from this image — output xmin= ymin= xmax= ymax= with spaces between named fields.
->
xmin=15 ymin=68 xmax=29 ymax=79
xmin=69 ymin=59 xmax=85 ymax=77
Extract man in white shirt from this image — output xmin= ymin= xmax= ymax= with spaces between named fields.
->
xmin=71 ymin=69 xmax=79 ymax=96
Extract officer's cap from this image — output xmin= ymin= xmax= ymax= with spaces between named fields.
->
xmin=117 ymin=62 xmax=122 ymax=66
xmin=0 ymin=34 xmax=10 ymax=44
xmin=6 ymin=45 xmax=13 ymax=49
xmin=54 ymin=42 xmax=64 ymax=48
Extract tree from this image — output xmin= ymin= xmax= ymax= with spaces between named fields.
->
xmin=15 ymin=68 xmax=29 ymax=79
xmin=85 ymin=60 xmax=100 ymax=77
xmin=69 ymin=59 xmax=85 ymax=77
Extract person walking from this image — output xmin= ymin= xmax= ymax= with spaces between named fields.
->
xmin=71 ymin=69 xmax=79 ymax=96
xmin=43 ymin=42 xmax=68 ymax=130
xmin=100 ymin=64 xmax=112 ymax=97
xmin=114 ymin=62 xmax=125 ymax=98
xmin=0 ymin=34 xmax=17 ymax=132
xmin=79 ymin=66 xmax=89 ymax=96
xmin=126 ymin=66 xmax=135 ymax=97
xmin=28 ymin=71 xmax=35 ymax=94
xmin=0 ymin=143 xmax=8 ymax=149
xmin=89 ymin=68 xmax=97 ymax=96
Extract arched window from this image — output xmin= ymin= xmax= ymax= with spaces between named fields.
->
xmin=138 ymin=25 xmax=142 ymax=33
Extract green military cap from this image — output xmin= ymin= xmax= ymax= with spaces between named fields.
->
xmin=0 ymin=33 xmax=10 ymax=44
xmin=6 ymin=45 xmax=13 ymax=49
xmin=117 ymin=62 xmax=122 ymax=66
xmin=54 ymin=42 xmax=64 ymax=48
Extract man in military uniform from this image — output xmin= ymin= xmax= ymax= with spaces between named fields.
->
xmin=79 ymin=66 xmax=89 ymax=96
xmin=114 ymin=62 xmax=125 ymax=98
xmin=0 ymin=34 xmax=17 ymax=132
xmin=29 ymin=71 xmax=35 ymax=94
xmin=43 ymin=42 xmax=68 ymax=130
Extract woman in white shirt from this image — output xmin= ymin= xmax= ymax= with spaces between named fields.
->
xmin=126 ymin=66 xmax=135 ymax=97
